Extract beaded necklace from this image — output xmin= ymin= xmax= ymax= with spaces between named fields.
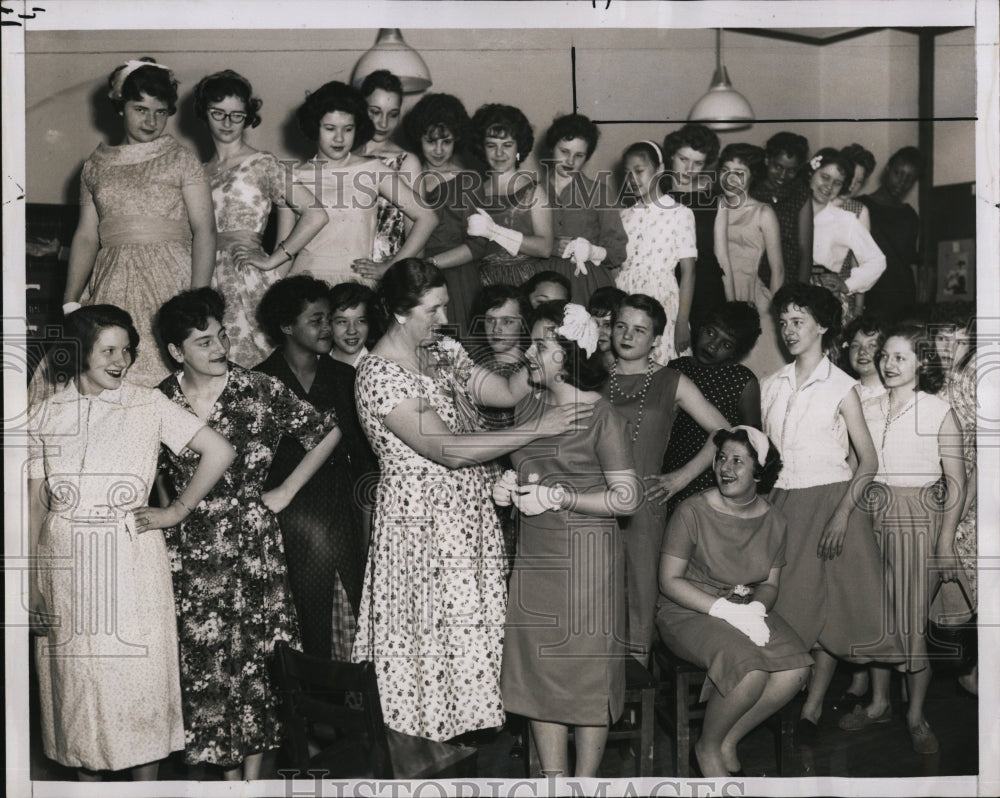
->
xmin=608 ymin=358 xmax=656 ymax=443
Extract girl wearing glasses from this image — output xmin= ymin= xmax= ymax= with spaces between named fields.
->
xmin=55 ymin=58 xmax=216 ymax=390
xmin=194 ymin=70 xmax=328 ymax=368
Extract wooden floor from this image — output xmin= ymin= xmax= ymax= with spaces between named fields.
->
xmin=27 ymin=659 xmax=979 ymax=784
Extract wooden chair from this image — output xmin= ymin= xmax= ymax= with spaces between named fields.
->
xmin=650 ymin=638 xmax=795 ymax=777
xmin=526 ymin=657 xmax=657 ymax=777
xmin=275 ymin=643 xmax=478 ymax=780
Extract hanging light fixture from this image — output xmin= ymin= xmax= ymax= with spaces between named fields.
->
xmin=687 ymin=29 xmax=754 ymax=131
xmin=351 ymin=29 xmax=432 ymax=93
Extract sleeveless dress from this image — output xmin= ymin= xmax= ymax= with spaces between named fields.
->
xmin=29 ymin=382 xmax=204 ymax=771
xmin=158 ymin=364 xmax=334 ymax=766
xmin=858 ymin=196 xmax=919 ymax=323
xmin=476 ymin=181 xmax=547 ymax=288
xmin=288 ymin=159 xmax=380 ymax=287
xmin=603 ymin=366 xmax=680 ymax=661
xmin=78 ymin=134 xmax=208 ymax=387
xmin=372 ymin=151 xmax=408 ymax=263
xmin=352 ymin=340 xmax=507 ymax=740
xmin=617 ymin=197 xmax=697 ymax=365
xmin=656 ymin=493 xmax=812 ymax=700
xmin=719 ymin=200 xmax=787 ymax=379
xmin=210 ymin=151 xmax=287 ymax=367
xmin=501 ymin=398 xmax=633 ymax=725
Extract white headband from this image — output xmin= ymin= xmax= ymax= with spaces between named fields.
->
xmin=554 ymin=303 xmax=600 ymax=358
xmin=641 ymin=139 xmax=664 ymax=166
xmin=730 ymin=425 xmax=771 ymax=467
xmin=109 ymin=60 xmax=174 ymax=101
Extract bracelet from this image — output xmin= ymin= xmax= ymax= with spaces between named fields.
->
xmin=173 ymin=495 xmax=196 ymax=515
xmin=277 ymin=241 xmax=293 ymax=262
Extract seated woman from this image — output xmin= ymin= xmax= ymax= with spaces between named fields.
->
xmin=656 ymin=427 xmax=812 ymax=777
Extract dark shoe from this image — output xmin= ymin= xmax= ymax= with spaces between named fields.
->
xmin=838 ymin=704 xmax=893 ymax=731
xmin=909 ymin=720 xmax=939 ymax=755
xmin=831 ymin=690 xmax=869 ymax=714
xmin=796 ymin=717 xmax=820 ymax=746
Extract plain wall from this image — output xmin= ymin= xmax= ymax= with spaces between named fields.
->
xmin=25 ymin=26 xmax=975 ymax=207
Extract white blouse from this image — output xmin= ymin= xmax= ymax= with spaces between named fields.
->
xmin=813 ymin=203 xmax=886 ymax=294
xmin=862 ymin=391 xmax=953 ymax=487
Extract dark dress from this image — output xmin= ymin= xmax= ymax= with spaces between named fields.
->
xmin=425 ymin=172 xmax=483 ymax=340
xmin=501 ymin=398 xmax=634 ymax=725
xmin=668 ymin=187 xmax=726 ymax=324
xmin=858 ymin=195 xmax=919 ymax=322
xmin=751 ymin=180 xmax=812 ymax=288
xmin=255 ymin=351 xmax=376 ymax=660
xmin=158 ymin=364 xmax=335 ymax=766
xmin=548 ymin=173 xmax=626 ymax=304
xmin=603 ymin=366 xmax=680 ymax=660
xmin=662 ymin=357 xmax=757 ymax=513
xmin=655 ymin=493 xmax=812 ymax=699
xmin=476 ymin=180 xmax=547 ymax=287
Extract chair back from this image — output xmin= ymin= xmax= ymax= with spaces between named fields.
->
xmin=275 ymin=643 xmax=395 ymax=779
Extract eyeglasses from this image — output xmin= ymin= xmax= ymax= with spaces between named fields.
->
xmin=208 ymin=108 xmax=248 ymax=124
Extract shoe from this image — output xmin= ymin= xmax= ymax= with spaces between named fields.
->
xmin=795 ymin=717 xmax=820 ymax=745
xmin=838 ymin=704 xmax=893 ymax=731
xmin=908 ymin=720 xmax=939 ymax=755
xmin=831 ymin=690 xmax=869 ymax=714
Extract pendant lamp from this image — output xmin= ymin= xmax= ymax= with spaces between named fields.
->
xmin=687 ymin=29 xmax=754 ymax=131
xmin=352 ymin=29 xmax=432 ymax=93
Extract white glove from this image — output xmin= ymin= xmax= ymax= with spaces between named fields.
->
xmin=512 ymin=483 xmax=566 ymax=516
xmin=708 ymin=598 xmax=771 ymax=646
xmin=492 ymin=469 xmax=519 ymax=507
xmin=467 ymin=208 xmax=524 ymax=257
xmin=561 ymin=237 xmax=608 ymax=276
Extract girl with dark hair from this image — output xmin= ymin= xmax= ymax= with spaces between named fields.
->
xmin=194 ymin=69 xmax=328 ymax=367
xmin=253 ymin=276 xmax=373 ymax=661
xmin=617 ymin=140 xmax=697 ymax=365
xmin=761 ymin=283 xmax=901 ymax=742
xmin=804 ymin=148 xmax=886 ymax=325
xmin=328 ymin=281 xmax=379 ymax=367
xmin=839 ymin=143 xmax=877 ymax=204
xmin=282 ymin=81 xmax=436 ymax=289
xmin=587 ymin=285 xmax=627 ymax=370
xmin=714 ymin=143 xmax=787 ymax=379
xmin=496 ymin=300 xmax=643 ymax=776
xmin=358 ymin=70 xmax=421 ymax=263
xmin=28 ymin=304 xmax=234 ymax=781
xmin=850 ymin=324 xmax=966 ymax=754
xmin=661 ymin=123 xmax=726 ymax=325
xmin=403 ymin=92 xmax=481 ymax=337
xmin=352 ymin=260 xmax=592 ymax=742
xmin=542 ymin=113 xmax=627 ymax=303
xmin=429 ymin=104 xmax=553 ymax=289
xmin=859 ymin=146 xmax=924 ymax=322
xmin=657 ymin=428 xmax=812 ymax=777
xmin=602 ymin=294 xmax=728 ymax=664
xmin=662 ymin=302 xmax=762 ymax=515
xmin=155 ymin=287 xmax=342 ymax=780
xmin=55 ymin=58 xmax=216 ymax=390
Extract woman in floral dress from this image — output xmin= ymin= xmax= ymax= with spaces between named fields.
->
xmin=194 ymin=70 xmax=327 ymax=367
xmin=155 ymin=288 xmax=342 ymax=779
xmin=352 ymin=259 xmax=591 ymax=741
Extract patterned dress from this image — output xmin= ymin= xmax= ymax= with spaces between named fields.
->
xmin=29 ymin=382 xmax=204 ymax=771
xmin=945 ymin=358 xmax=978 ymax=607
xmin=157 ymin=364 xmax=336 ymax=766
xmin=617 ymin=198 xmax=697 ymax=364
xmin=352 ymin=339 xmax=507 ymax=741
xmin=372 ymin=151 xmax=408 ymax=263
xmin=78 ymin=134 xmax=208 ymax=387
xmin=210 ymin=152 xmax=288 ymax=367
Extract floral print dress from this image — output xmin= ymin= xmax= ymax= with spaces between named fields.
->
xmin=157 ymin=364 xmax=336 ymax=766
xmin=352 ymin=337 xmax=507 ymax=741
xmin=372 ymin=151 xmax=408 ymax=263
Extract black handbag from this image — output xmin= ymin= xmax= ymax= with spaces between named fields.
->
xmin=927 ymin=579 xmax=977 ymax=667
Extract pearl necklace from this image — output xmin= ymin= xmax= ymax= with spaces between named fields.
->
xmin=608 ymin=359 xmax=655 ymax=443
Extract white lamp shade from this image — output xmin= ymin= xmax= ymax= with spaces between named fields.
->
xmin=352 ymin=29 xmax=432 ymax=93
xmin=688 ymin=67 xmax=755 ymax=131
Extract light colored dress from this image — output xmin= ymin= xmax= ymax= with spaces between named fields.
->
xmin=352 ymin=338 xmax=507 ymax=740
xmin=617 ymin=197 xmax=697 ymax=364
xmin=210 ymin=151 xmax=287 ymax=367
xmin=78 ymin=134 xmax=208 ymax=387
xmin=718 ymin=200 xmax=787 ymax=380
xmin=288 ymin=159 xmax=380 ymax=288
xmin=29 ymin=382 xmax=204 ymax=771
